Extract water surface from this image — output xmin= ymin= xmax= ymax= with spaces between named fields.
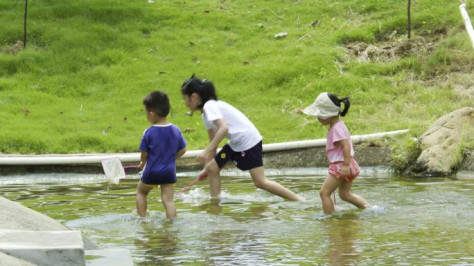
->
xmin=1 ymin=169 xmax=473 ymax=265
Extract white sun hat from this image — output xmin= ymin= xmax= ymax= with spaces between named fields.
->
xmin=302 ymin=92 xmax=340 ymax=119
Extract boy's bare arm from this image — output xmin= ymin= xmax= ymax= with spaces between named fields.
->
xmin=176 ymin=148 xmax=186 ymax=159
xmin=139 ymin=151 xmax=148 ymax=169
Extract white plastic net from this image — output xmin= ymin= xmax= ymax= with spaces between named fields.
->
xmin=101 ymin=157 xmax=125 ymax=184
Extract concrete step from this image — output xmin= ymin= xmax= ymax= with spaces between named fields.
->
xmin=0 ymin=197 xmax=98 ymax=251
xmin=85 ymin=249 xmax=134 ymax=266
xmin=0 ymin=251 xmax=36 ymax=266
xmin=0 ymin=230 xmax=84 ymax=266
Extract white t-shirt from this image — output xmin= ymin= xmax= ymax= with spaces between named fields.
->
xmin=202 ymin=100 xmax=262 ymax=152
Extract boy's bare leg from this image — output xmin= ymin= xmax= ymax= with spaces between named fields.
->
xmin=136 ymin=181 xmax=153 ymax=217
xmin=319 ymin=175 xmax=343 ymax=214
xmin=160 ymin=184 xmax=177 ymax=219
xmin=250 ymin=166 xmax=303 ymax=201
xmin=205 ymin=159 xmax=222 ymax=199
xmin=338 ymin=181 xmax=370 ymax=209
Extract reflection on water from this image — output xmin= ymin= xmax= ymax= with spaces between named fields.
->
xmin=1 ymin=170 xmax=474 ymax=265
xmin=324 ymin=216 xmax=361 ymax=266
xmin=134 ymin=221 xmax=179 ymax=265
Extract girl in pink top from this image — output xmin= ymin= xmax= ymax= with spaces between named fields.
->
xmin=303 ymin=92 xmax=371 ymax=214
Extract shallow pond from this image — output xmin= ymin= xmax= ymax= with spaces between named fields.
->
xmin=1 ymin=169 xmax=473 ymax=265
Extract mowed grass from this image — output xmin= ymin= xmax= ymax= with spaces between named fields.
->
xmin=0 ymin=0 xmax=473 ymax=154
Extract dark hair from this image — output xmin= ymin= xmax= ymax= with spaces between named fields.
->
xmin=181 ymin=74 xmax=218 ymax=108
xmin=143 ymin=90 xmax=170 ymax=117
xmin=327 ymin=93 xmax=350 ymax=117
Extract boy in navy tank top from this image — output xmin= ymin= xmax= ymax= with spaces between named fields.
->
xmin=136 ymin=91 xmax=187 ymax=219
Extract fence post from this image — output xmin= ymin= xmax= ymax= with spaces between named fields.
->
xmin=407 ymin=0 xmax=412 ymax=39
xmin=459 ymin=2 xmax=474 ymax=50
xmin=23 ymin=0 xmax=28 ymax=47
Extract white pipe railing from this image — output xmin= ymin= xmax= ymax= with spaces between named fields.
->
xmin=261 ymin=129 xmax=409 ymax=152
xmin=0 ymin=129 xmax=409 ymax=165
xmin=460 ymin=2 xmax=474 ymax=50
xmin=0 ymin=153 xmax=140 ymax=166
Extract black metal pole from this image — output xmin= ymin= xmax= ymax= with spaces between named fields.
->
xmin=407 ymin=0 xmax=411 ymax=39
xmin=24 ymin=0 xmax=28 ymax=47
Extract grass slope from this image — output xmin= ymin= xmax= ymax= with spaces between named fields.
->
xmin=0 ymin=0 xmax=473 ymax=154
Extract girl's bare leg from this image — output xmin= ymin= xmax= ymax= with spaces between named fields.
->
xmin=250 ymin=166 xmax=303 ymax=201
xmin=338 ymin=181 xmax=370 ymax=209
xmin=319 ymin=175 xmax=343 ymax=214
xmin=204 ymin=159 xmax=221 ymax=199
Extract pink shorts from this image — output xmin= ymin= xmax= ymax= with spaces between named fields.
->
xmin=328 ymin=158 xmax=360 ymax=181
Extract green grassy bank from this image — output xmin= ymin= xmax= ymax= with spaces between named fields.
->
xmin=0 ymin=0 xmax=473 ymax=155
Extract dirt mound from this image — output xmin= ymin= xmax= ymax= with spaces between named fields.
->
xmin=345 ymin=37 xmax=437 ymax=62
xmin=344 ymin=33 xmax=473 ymax=99
xmin=436 ymin=73 xmax=474 ymax=99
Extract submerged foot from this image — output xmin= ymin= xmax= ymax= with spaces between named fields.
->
xmin=316 ymin=213 xmax=334 ymax=220
xmin=363 ymin=205 xmax=384 ymax=213
xmin=296 ymin=195 xmax=306 ymax=202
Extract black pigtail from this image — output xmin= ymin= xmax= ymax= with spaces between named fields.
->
xmin=198 ymin=80 xmax=218 ymax=108
xmin=181 ymin=74 xmax=218 ymax=109
xmin=339 ymin=97 xmax=350 ymax=116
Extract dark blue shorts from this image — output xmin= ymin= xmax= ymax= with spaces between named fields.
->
xmin=214 ymin=141 xmax=263 ymax=171
xmin=140 ymin=176 xmax=176 ymax=186
xmin=141 ymin=169 xmax=177 ymax=186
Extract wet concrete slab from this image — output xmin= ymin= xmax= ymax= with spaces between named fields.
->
xmin=0 ymin=230 xmax=84 ymax=266
xmin=0 ymin=251 xmax=35 ymax=266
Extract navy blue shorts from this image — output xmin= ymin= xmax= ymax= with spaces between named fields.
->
xmin=214 ymin=141 xmax=263 ymax=171
xmin=141 ymin=169 xmax=177 ymax=186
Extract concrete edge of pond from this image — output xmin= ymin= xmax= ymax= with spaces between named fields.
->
xmin=0 ymin=130 xmax=406 ymax=172
xmin=0 ymin=130 xmax=409 ymax=165
xmin=0 ymin=251 xmax=35 ymax=266
xmin=0 ymin=144 xmax=396 ymax=174
xmin=0 ymin=129 xmax=473 ymax=176
xmin=0 ymin=197 xmax=134 ymax=266
xmin=1 ymin=145 xmax=473 ymax=176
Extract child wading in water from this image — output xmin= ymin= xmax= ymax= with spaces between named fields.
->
xmin=137 ymin=91 xmax=187 ymax=219
xmin=181 ymin=75 xmax=302 ymax=201
xmin=303 ymin=92 xmax=371 ymax=214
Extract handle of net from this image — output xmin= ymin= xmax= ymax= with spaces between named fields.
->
xmin=123 ymin=165 xmax=141 ymax=169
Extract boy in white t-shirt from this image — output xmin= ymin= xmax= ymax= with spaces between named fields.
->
xmin=181 ymin=75 xmax=302 ymax=201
